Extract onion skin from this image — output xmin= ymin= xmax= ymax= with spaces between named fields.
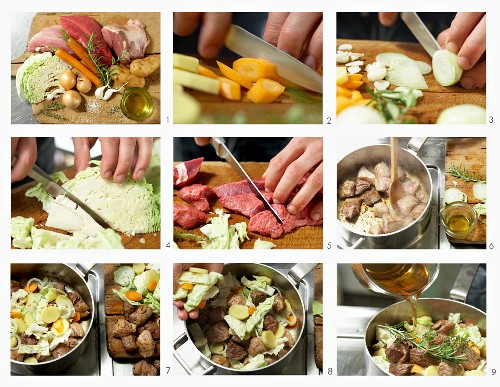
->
xmin=77 ymin=77 xmax=92 ymax=94
xmin=59 ymin=69 xmax=77 ymax=90
xmin=62 ymin=90 xmax=82 ymax=109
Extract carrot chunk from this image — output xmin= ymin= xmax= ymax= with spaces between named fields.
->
xmin=218 ymin=76 xmax=241 ymax=100
xmin=232 ymin=58 xmax=278 ymax=82
xmin=247 ymin=78 xmax=285 ymax=103
xmin=216 ymin=61 xmax=253 ymax=90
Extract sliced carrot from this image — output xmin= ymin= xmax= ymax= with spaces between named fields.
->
xmin=216 ymin=61 xmax=253 ymax=90
xmin=198 ymin=64 xmax=218 ymax=79
xmin=248 ymin=306 xmax=256 ymax=315
xmin=218 ymin=76 xmax=241 ymax=100
xmin=468 ymin=341 xmax=480 ymax=355
xmin=347 ymin=73 xmax=363 ymax=81
xmin=125 ymin=290 xmax=142 ymax=302
xmin=11 ymin=311 xmax=23 ymax=319
xmin=25 ymin=283 xmax=38 ymax=293
xmin=180 ymin=283 xmax=194 ymax=290
xmin=60 ymin=29 xmax=99 ymax=75
xmin=336 ymin=96 xmax=353 ymax=114
xmin=340 ymin=79 xmax=363 ymax=90
xmin=232 ymin=58 xmax=277 ymax=82
xmin=336 ymin=85 xmax=352 ymax=98
xmin=350 ymin=90 xmax=363 ymax=102
xmin=197 ymin=300 xmax=207 ymax=309
xmin=356 ymin=98 xmax=372 ymax=106
xmin=55 ymin=48 xmax=102 ymax=87
xmin=287 ymin=314 xmax=297 ymax=327
xmin=73 ymin=312 xmax=81 ymax=322
xmin=148 ymin=280 xmax=158 ymax=292
xmin=247 ymin=78 xmax=285 ymax=104
xmin=53 ymin=318 xmax=65 ymax=334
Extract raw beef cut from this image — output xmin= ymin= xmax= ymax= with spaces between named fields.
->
xmin=174 ymin=157 xmax=204 ymax=188
xmin=213 ymin=180 xmax=266 ymax=197
xmin=218 ymin=193 xmax=265 ymax=218
xmin=102 ymin=19 xmax=149 ymax=65
xmin=178 ymin=184 xmax=215 ymax=212
xmin=28 ymin=25 xmax=74 ymax=54
xmin=173 ymin=204 xmax=208 ymax=229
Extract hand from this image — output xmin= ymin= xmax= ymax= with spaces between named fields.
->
xmin=378 ymin=12 xmax=399 ymax=27
xmin=173 ymin=263 xmax=224 ymax=321
xmin=194 ymin=137 xmax=210 ymax=146
xmin=437 ymin=12 xmax=486 ymax=89
xmin=263 ymin=12 xmax=323 ymax=71
xmin=11 ymin=138 xmax=37 ymax=183
xmin=73 ymin=137 xmax=153 ymax=183
xmin=263 ymin=137 xmax=323 ymax=220
xmin=173 ymin=12 xmax=232 ymax=58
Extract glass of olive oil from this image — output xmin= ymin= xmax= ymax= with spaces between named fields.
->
xmin=120 ymin=88 xmax=154 ymax=121
xmin=439 ymin=201 xmax=477 ymax=239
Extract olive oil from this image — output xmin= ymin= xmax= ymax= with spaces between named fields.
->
xmin=120 ymin=88 xmax=154 ymax=120
xmin=448 ymin=214 xmax=470 ymax=233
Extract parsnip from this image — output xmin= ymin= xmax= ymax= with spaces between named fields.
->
xmin=173 ymin=68 xmax=220 ymax=95
xmin=173 ymin=53 xmax=199 ymax=73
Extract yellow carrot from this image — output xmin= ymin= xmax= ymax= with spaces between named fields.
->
xmin=197 ymin=300 xmax=207 ymax=309
xmin=340 ymin=79 xmax=363 ymax=90
xmin=217 ymin=76 xmax=241 ymax=100
xmin=198 ymin=64 xmax=218 ymax=79
xmin=232 ymin=58 xmax=277 ymax=82
xmin=148 ymin=280 xmax=158 ymax=292
xmin=11 ymin=311 xmax=23 ymax=319
xmin=180 ymin=283 xmax=194 ymax=290
xmin=247 ymin=78 xmax=285 ymax=103
xmin=248 ymin=306 xmax=256 ymax=315
xmin=55 ymin=48 xmax=102 ymax=87
xmin=125 ymin=290 xmax=142 ymax=302
xmin=336 ymin=96 xmax=353 ymax=114
xmin=216 ymin=61 xmax=253 ymax=90
xmin=336 ymin=85 xmax=352 ymax=98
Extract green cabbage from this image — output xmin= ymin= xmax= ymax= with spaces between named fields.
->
xmin=198 ymin=209 xmax=249 ymax=249
xmin=312 ymin=300 xmax=323 ymax=317
xmin=183 ymin=272 xmax=224 ymax=312
xmin=11 ymin=216 xmax=34 ymax=248
xmin=253 ymin=239 xmax=276 ymax=249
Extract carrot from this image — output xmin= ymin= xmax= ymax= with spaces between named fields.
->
xmin=197 ymin=300 xmax=207 ymax=309
xmin=248 ymin=306 xmax=256 ymax=315
xmin=232 ymin=58 xmax=277 ymax=82
xmin=347 ymin=73 xmax=363 ymax=82
xmin=247 ymin=78 xmax=285 ymax=104
xmin=216 ymin=61 xmax=253 ymax=90
xmin=287 ymin=314 xmax=297 ymax=327
xmin=25 ymin=283 xmax=38 ymax=293
xmin=336 ymin=85 xmax=352 ymax=98
xmin=125 ymin=290 xmax=142 ymax=302
xmin=336 ymin=96 xmax=353 ymax=114
xmin=180 ymin=283 xmax=194 ymax=290
xmin=11 ymin=311 xmax=23 ymax=319
xmin=55 ymin=48 xmax=102 ymax=87
xmin=350 ymin=90 xmax=363 ymax=102
xmin=468 ymin=341 xmax=480 ymax=355
xmin=73 ymin=312 xmax=81 ymax=322
xmin=198 ymin=64 xmax=218 ymax=79
xmin=217 ymin=76 xmax=241 ymax=100
xmin=148 ymin=280 xmax=158 ymax=292
xmin=340 ymin=79 xmax=363 ymax=90
xmin=52 ymin=318 xmax=65 ymax=334
xmin=60 ymin=29 xmax=99 ymax=75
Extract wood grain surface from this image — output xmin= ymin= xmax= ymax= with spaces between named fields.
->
xmin=174 ymin=161 xmax=323 ymax=249
xmin=445 ymin=138 xmax=486 ymax=244
xmin=11 ymin=12 xmax=160 ymax=124
xmin=181 ymin=57 xmax=323 ymax=124
xmin=11 ymin=167 xmax=161 ymax=249
xmin=336 ymin=39 xmax=486 ymax=124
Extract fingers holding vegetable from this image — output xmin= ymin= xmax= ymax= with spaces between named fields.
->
xmin=11 ymin=138 xmax=37 ymax=183
xmin=72 ymin=137 xmax=98 ymax=173
xmin=378 ymin=12 xmax=399 ymax=27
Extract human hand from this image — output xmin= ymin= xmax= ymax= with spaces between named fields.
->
xmin=263 ymin=12 xmax=323 ymax=71
xmin=378 ymin=12 xmax=399 ymax=27
xmin=73 ymin=137 xmax=153 ymax=183
xmin=173 ymin=12 xmax=232 ymax=58
xmin=11 ymin=138 xmax=37 ymax=183
xmin=263 ymin=137 xmax=323 ymax=220
xmin=173 ymin=263 xmax=224 ymax=320
xmin=437 ymin=12 xmax=486 ymax=89
xmin=194 ymin=137 xmax=211 ymax=146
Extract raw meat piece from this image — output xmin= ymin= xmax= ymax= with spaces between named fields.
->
xmin=374 ymin=162 xmax=390 ymax=178
xmin=218 ymin=193 xmax=265 ymax=217
xmin=357 ymin=165 xmax=376 ymax=184
xmin=178 ymin=184 xmax=215 ymax=212
xmin=173 ymin=204 xmax=208 ymax=229
xmin=373 ymin=202 xmax=389 ymax=218
xmin=342 ymin=198 xmax=362 ymax=219
xmin=411 ymin=204 xmax=426 ymax=220
xmin=101 ymin=19 xmax=150 ymax=65
xmin=374 ymin=177 xmax=391 ymax=192
xmin=402 ymin=180 xmax=420 ymax=195
xmin=213 ymin=180 xmax=265 ymax=197
xmin=397 ymin=196 xmax=419 ymax=216
xmin=60 ymin=15 xmax=113 ymax=66
xmin=361 ymin=188 xmax=381 ymax=206
xmin=369 ymin=223 xmax=381 ymax=234
xmin=338 ymin=180 xmax=356 ymax=198
xmin=355 ymin=179 xmax=371 ymax=195
xmin=248 ymin=211 xmax=283 ymax=238
xmin=27 ymin=25 xmax=74 ymax=54
xmin=415 ymin=187 xmax=429 ymax=204
xmin=174 ymin=157 xmax=204 ymax=188
xmin=382 ymin=214 xmax=404 ymax=233
xmin=398 ymin=166 xmax=407 ymax=181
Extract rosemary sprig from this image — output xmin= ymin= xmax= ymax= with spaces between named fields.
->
xmin=86 ymin=33 xmax=128 ymax=86
xmin=447 ymin=163 xmax=486 ymax=183
xmin=174 ymin=230 xmax=209 ymax=242
xmin=36 ymin=102 xmax=66 ymax=120
xmin=380 ymin=322 xmax=467 ymax=363
xmin=366 ymin=87 xmax=418 ymax=124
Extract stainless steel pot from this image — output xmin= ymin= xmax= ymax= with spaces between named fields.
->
xmin=363 ymin=264 xmax=485 ymax=376
xmin=173 ymin=263 xmax=317 ymax=375
xmin=10 ymin=263 xmax=95 ymax=375
xmin=338 ymin=137 xmax=432 ymax=248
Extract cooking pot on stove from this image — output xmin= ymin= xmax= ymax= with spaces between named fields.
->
xmin=173 ymin=263 xmax=316 ymax=374
xmin=10 ymin=263 xmax=95 ymax=375
xmin=338 ymin=137 xmax=432 ymax=248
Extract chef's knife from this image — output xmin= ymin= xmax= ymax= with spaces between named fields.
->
xmin=224 ymin=24 xmax=323 ymax=93
xmin=209 ymin=137 xmax=283 ymax=224
xmin=401 ymin=12 xmax=441 ymax=57
xmin=28 ymin=164 xmax=112 ymax=229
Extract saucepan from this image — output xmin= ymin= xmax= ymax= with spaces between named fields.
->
xmin=10 ymin=263 xmax=95 ymax=375
xmin=337 ymin=137 xmax=432 ymax=248
xmin=173 ymin=262 xmax=316 ymax=374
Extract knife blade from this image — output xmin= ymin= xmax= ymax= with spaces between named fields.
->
xmin=209 ymin=137 xmax=283 ymax=224
xmin=224 ymin=24 xmax=323 ymax=93
xmin=28 ymin=165 xmax=112 ymax=229
xmin=401 ymin=12 xmax=441 ymax=57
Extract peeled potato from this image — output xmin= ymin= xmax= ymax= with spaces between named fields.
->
xmin=41 ymin=306 xmax=61 ymax=323
xmin=261 ymin=330 xmax=276 ymax=348
xmin=229 ymin=304 xmax=250 ymax=320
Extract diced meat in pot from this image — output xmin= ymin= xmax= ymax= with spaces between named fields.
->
xmin=358 ymin=166 xmax=376 ymax=184
xmin=369 ymin=223 xmax=381 ymax=235
xmin=205 ymin=321 xmax=230 ymax=343
xmin=277 ymin=348 xmax=289 ymax=358
xmin=397 ymin=195 xmax=419 ymax=216
xmin=250 ymin=290 xmax=268 ymax=306
xmin=273 ymin=294 xmax=286 ymax=313
xmin=409 ymin=347 xmax=440 ymax=367
xmin=69 ymin=322 xmax=85 ymax=338
xmin=439 ymin=361 xmax=464 ymax=376
xmin=231 ymin=335 xmax=250 ymax=347
xmin=112 ymin=319 xmax=137 ymax=338
xmin=411 ymin=204 xmax=426 ymax=220
xmin=416 ymin=187 xmax=429 ymax=204
xmin=129 ymin=305 xmax=153 ymax=327
xmin=11 ymin=349 xmax=24 ymax=362
xmin=382 ymin=214 xmax=404 ymax=233
xmin=402 ymin=180 xmax=420 ymax=195
xmin=459 ymin=347 xmax=481 ymax=370
xmin=124 ymin=301 xmax=135 ymax=320
xmin=374 ymin=177 xmax=391 ymax=192
xmin=74 ymin=300 xmax=90 ymax=313
xmin=342 ymin=198 xmax=362 ymax=219
xmin=373 ymin=202 xmax=389 ymax=218
xmin=133 ymin=359 xmax=158 ymax=376
xmin=140 ymin=321 xmax=160 ymax=340
xmin=430 ymin=333 xmax=448 ymax=346
xmin=67 ymin=292 xmax=80 ymax=305
xmin=355 ymin=179 xmax=371 ymax=195
xmin=153 ymin=360 xmax=160 ymax=370
xmin=79 ymin=310 xmax=91 ymax=319
xmin=211 ymin=354 xmax=230 ymax=367
xmin=52 ymin=343 xmax=71 ymax=359
xmin=122 ymin=334 xmax=138 ymax=352
xmin=248 ymin=337 xmax=266 ymax=356
xmin=207 ymin=307 xmax=226 ymax=323
xmin=430 ymin=319 xmax=455 ymax=335
xmin=11 ymin=280 xmax=20 ymax=295
xmin=68 ymin=337 xmax=79 ymax=348
xmin=398 ymin=166 xmax=407 ymax=181
xmin=385 ymin=341 xmax=410 ymax=364
xmin=137 ymin=329 xmax=155 ymax=358
xmin=374 ymin=162 xmax=390 ymax=178
xmin=338 ymin=180 xmax=356 ymax=198
xmin=361 ymin=188 xmax=381 ymax=206
xmin=389 ymin=363 xmax=413 ymax=376
xmin=226 ymin=340 xmax=247 ymax=361
xmin=284 ymin=330 xmax=295 ymax=347
xmin=53 ymin=281 xmax=66 ymax=292
xmin=227 ymin=294 xmax=246 ymax=307
xmin=263 ymin=314 xmax=279 ymax=333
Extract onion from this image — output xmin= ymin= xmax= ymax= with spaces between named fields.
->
xmin=436 ymin=104 xmax=486 ymax=124
xmin=26 ymin=278 xmax=43 ymax=292
xmin=62 ymin=90 xmax=82 ymax=109
xmin=59 ymin=69 xmax=77 ymax=90
xmin=432 ymin=49 xmax=463 ymax=86
xmin=11 ymin=318 xmax=18 ymax=334
xmin=337 ymin=105 xmax=386 ymax=124
xmin=375 ymin=52 xmax=409 ymax=66
xmin=416 ymin=61 xmax=432 ymax=75
xmin=77 ymin=77 xmax=92 ymax=93
xmin=444 ymin=187 xmax=468 ymax=204
xmin=473 ymin=182 xmax=486 ymax=202
xmin=385 ymin=57 xmax=428 ymax=89
xmin=11 ymin=334 xmax=21 ymax=350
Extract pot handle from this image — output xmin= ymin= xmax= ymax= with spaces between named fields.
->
xmin=74 ymin=263 xmax=96 ymax=278
xmin=287 ymin=263 xmax=317 ymax=287
xmin=449 ymin=264 xmax=479 ymax=303
xmin=406 ymin=137 xmax=428 ymax=156
xmin=337 ymin=236 xmax=365 ymax=249
xmin=173 ymin=332 xmax=216 ymax=375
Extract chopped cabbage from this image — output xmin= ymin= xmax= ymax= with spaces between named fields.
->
xmin=262 ymin=337 xmax=288 ymax=356
xmin=18 ymin=341 xmax=50 ymax=357
xmin=244 ymin=296 xmax=275 ymax=334
xmin=224 ymin=315 xmax=247 ymax=339
xmin=188 ymin=323 xmax=207 ymax=348
xmin=11 ymin=216 xmax=34 ymax=249
xmin=183 ymin=272 xmax=224 ymax=312
xmin=25 ymin=323 xmax=49 ymax=339
xmin=241 ymin=276 xmax=275 ymax=296
xmin=474 ymin=203 xmax=486 ymax=216
xmin=31 ymin=227 xmax=70 ymax=249
xmin=448 ymin=313 xmax=461 ymax=324
xmin=253 ymin=238 xmax=276 ymax=249
xmin=134 ymin=269 xmax=160 ymax=295
xmin=372 ymin=355 xmax=390 ymax=374
xmin=241 ymin=354 xmax=267 ymax=370
xmin=114 ymin=266 xmax=136 ymax=287
xmin=209 ymin=273 xmax=240 ymax=308
xmin=453 ymin=324 xmax=484 ymax=348
xmin=198 ymin=209 xmax=249 ymax=249
xmin=312 ymin=300 xmax=323 ymax=317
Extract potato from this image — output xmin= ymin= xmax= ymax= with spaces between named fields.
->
xmin=229 ymin=304 xmax=249 ymax=320
xmin=189 ymin=267 xmax=208 ymax=274
xmin=275 ymin=324 xmax=285 ymax=339
xmin=261 ymin=330 xmax=276 ymax=348
xmin=133 ymin=263 xmax=146 ymax=274
xmin=41 ymin=306 xmax=61 ymax=323
xmin=131 ymin=55 xmax=161 ymax=77
xmin=111 ymin=65 xmax=146 ymax=88
xmin=422 ymin=365 xmax=439 ymax=376
xmin=411 ymin=364 xmax=424 ymax=375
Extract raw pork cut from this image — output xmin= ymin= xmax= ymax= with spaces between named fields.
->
xmin=338 ymin=180 xmax=355 ymax=198
xmin=102 ymin=19 xmax=150 ymax=65
xmin=174 ymin=157 xmax=204 ymax=188
xmin=218 ymin=193 xmax=265 ymax=218
xmin=178 ymin=184 xmax=215 ymax=212
xmin=173 ymin=204 xmax=207 ymax=229
xmin=28 ymin=25 xmax=74 ymax=54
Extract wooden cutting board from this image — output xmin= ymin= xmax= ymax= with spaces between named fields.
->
xmin=11 ymin=167 xmax=160 ymax=249
xmin=174 ymin=161 xmax=323 ymax=249
xmin=11 ymin=12 xmax=160 ymax=124
xmin=336 ymin=39 xmax=486 ymax=124
xmin=181 ymin=57 xmax=323 ymax=124
xmin=314 ymin=264 xmax=323 ymax=370
xmin=445 ymin=138 xmax=486 ymax=244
